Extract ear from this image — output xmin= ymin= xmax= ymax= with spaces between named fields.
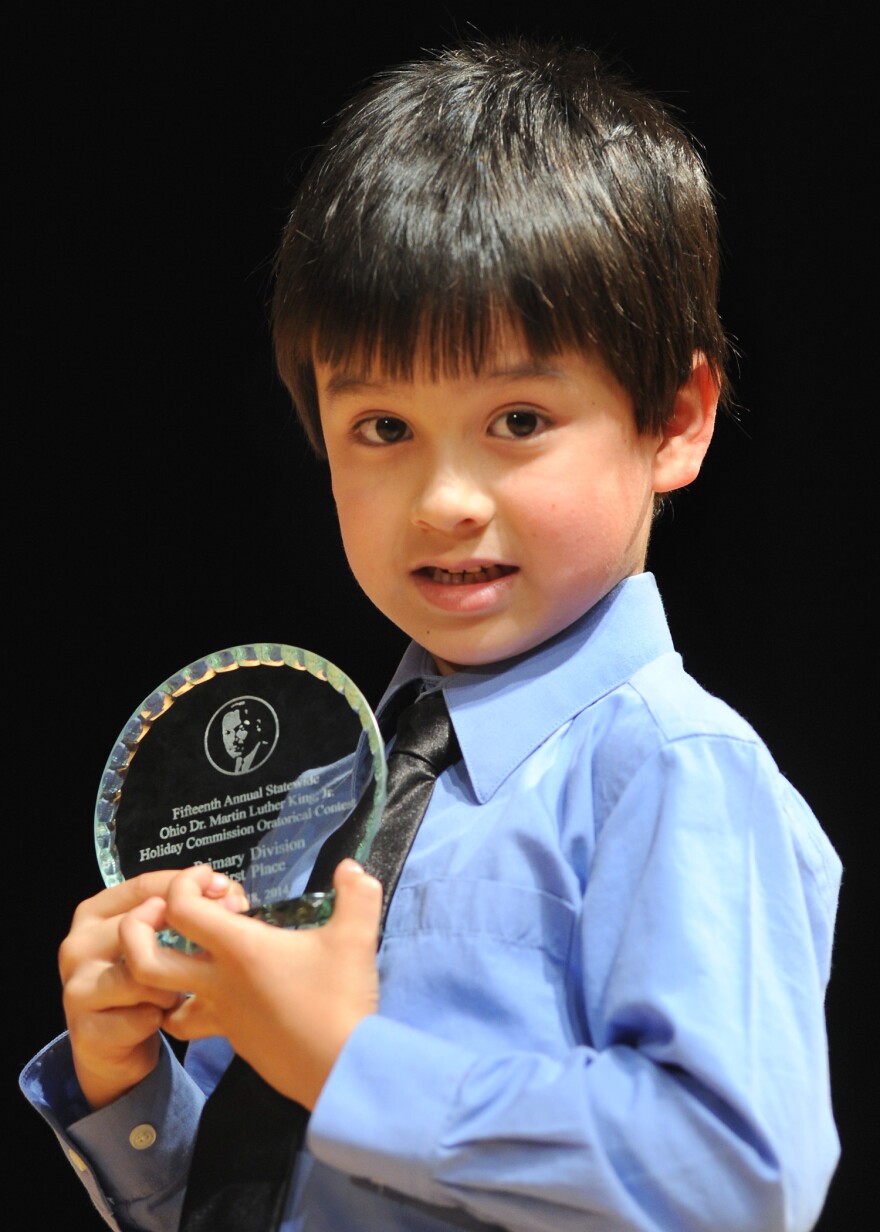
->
xmin=652 ymin=351 xmax=718 ymax=494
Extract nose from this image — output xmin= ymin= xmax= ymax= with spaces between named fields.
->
xmin=411 ymin=461 xmax=494 ymax=535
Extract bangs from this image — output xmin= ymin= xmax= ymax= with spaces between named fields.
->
xmin=306 ymin=276 xmax=598 ymax=385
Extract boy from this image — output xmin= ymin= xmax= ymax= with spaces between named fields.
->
xmin=21 ymin=36 xmax=841 ymax=1232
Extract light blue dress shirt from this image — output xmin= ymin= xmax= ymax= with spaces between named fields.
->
xmin=20 ymin=574 xmax=842 ymax=1231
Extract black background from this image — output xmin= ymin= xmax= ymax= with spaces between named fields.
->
xmin=10 ymin=4 xmax=869 ymax=1227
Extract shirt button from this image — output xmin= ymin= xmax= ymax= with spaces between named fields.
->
xmin=129 ymin=1123 xmax=157 ymax=1150
xmin=68 ymin=1148 xmax=88 ymax=1172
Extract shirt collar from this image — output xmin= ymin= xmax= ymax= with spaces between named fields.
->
xmin=376 ymin=572 xmax=674 ymax=803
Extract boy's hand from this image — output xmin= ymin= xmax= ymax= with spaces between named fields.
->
xmin=59 ymin=871 xmax=247 ymax=1111
xmin=119 ymin=859 xmax=383 ymax=1111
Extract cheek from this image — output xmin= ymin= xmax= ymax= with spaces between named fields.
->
xmin=505 ymin=469 xmax=598 ymax=547
xmin=331 ymin=484 xmax=390 ymax=589
xmin=330 ymin=472 xmax=369 ymax=535
xmin=510 ymin=465 xmax=650 ymax=569
xmin=329 ymin=457 xmax=394 ymax=525
xmin=335 ymin=504 xmax=369 ymax=566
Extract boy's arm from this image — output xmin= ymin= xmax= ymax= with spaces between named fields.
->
xmin=22 ymin=857 xmax=381 ymax=1228
xmin=20 ymin=868 xmax=250 ymax=1230
xmin=20 ymin=1031 xmax=205 ymax=1232
xmin=306 ymin=734 xmax=840 ymax=1232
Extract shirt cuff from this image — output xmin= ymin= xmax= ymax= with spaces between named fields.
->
xmin=22 ymin=1032 xmax=204 ymax=1229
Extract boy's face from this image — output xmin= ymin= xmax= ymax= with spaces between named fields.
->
xmin=316 ymin=338 xmax=666 ymax=675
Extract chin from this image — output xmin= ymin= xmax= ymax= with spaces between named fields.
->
xmin=427 ymin=637 xmax=541 ymax=675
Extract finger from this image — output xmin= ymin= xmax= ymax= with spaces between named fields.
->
xmin=119 ymin=897 xmax=213 ymax=994
xmin=329 ymin=860 xmax=383 ymax=943
xmin=67 ymin=997 xmax=170 ymax=1074
xmin=73 ymin=870 xmax=191 ymax=923
xmin=163 ymin=866 xmax=257 ymax=955
xmin=174 ymin=867 xmax=250 ymax=908
xmin=202 ymin=872 xmax=250 ymax=911
xmin=59 ymin=919 xmax=121 ymax=982
xmin=63 ymin=953 xmax=183 ymax=1016
xmin=162 ymin=990 xmax=217 ymax=1041
xmin=115 ymin=870 xmax=245 ymax=964
xmin=120 ymin=871 xmax=258 ymax=992
xmin=60 ymin=869 xmax=208 ymax=980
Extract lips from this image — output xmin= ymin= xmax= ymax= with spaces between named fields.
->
xmin=417 ymin=564 xmax=517 ymax=585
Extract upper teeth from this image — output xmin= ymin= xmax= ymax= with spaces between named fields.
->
xmin=430 ymin=565 xmax=504 ymax=584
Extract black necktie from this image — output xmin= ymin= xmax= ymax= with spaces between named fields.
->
xmin=178 ymin=688 xmax=460 ymax=1232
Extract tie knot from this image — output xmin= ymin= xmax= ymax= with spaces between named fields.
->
xmin=391 ymin=690 xmax=460 ymax=774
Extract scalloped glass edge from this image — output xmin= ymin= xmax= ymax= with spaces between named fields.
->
xmin=94 ymin=643 xmax=387 ymax=948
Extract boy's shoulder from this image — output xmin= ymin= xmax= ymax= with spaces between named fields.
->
xmin=626 ymin=650 xmax=760 ymax=747
xmin=573 ymin=645 xmax=769 ymax=790
xmin=581 ymin=646 xmax=840 ymax=930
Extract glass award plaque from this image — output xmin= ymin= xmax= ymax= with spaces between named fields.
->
xmin=95 ymin=644 xmax=387 ymax=950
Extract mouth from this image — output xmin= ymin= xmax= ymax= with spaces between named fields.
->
xmin=416 ymin=564 xmax=517 ymax=586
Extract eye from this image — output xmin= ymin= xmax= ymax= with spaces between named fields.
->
xmin=353 ymin=415 xmax=412 ymax=445
xmin=488 ymin=408 xmax=549 ymax=439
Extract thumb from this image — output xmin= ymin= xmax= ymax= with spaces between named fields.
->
xmin=329 ymin=859 xmax=383 ymax=942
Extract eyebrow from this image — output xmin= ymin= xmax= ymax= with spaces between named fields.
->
xmin=321 ymin=359 xmax=569 ymax=397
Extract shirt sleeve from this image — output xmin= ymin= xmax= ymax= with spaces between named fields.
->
xmin=307 ymin=732 xmax=841 ymax=1232
xmin=20 ymin=1031 xmax=205 ymax=1231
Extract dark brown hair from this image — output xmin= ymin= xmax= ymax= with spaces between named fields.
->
xmin=272 ymin=36 xmax=729 ymax=455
